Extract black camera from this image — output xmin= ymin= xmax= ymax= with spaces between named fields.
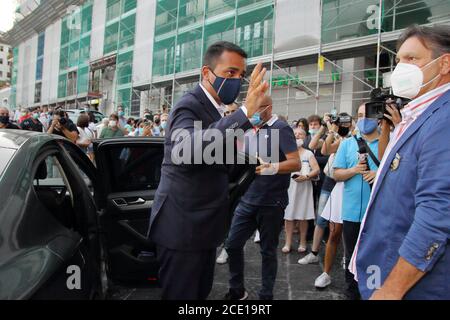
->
xmin=365 ymin=88 xmax=410 ymax=123
xmin=59 ymin=117 xmax=67 ymax=126
xmin=330 ymin=114 xmax=352 ymax=126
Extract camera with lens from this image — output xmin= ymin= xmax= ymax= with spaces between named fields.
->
xmin=365 ymin=88 xmax=410 ymax=124
xmin=59 ymin=117 xmax=67 ymax=126
xmin=329 ymin=113 xmax=352 ymax=126
xmin=329 ymin=111 xmax=352 ymax=126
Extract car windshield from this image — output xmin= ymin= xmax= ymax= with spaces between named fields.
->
xmin=0 ymin=148 xmax=16 ymax=178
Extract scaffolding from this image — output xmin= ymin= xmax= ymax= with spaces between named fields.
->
xmin=13 ymin=0 xmax=450 ymax=118
xmin=135 ymin=0 xmax=402 ymax=118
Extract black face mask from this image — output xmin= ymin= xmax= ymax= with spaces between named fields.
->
xmin=0 ymin=116 xmax=9 ymax=124
xmin=338 ymin=126 xmax=350 ymax=137
xmin=208 ymin=68 xmax=242 ymax=105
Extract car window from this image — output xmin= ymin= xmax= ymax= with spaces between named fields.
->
xmin=33 ymin=155 xmax=76 ymax=228
xmin=103 ymin=145 xmax=164 ymax=193
xmin=94 ymin=113 xmax=103 ymax=124
xmin=66 ymin=111 xmax=77 ymax=124
xmin=0 ymin=148 xmax=15 ymax=177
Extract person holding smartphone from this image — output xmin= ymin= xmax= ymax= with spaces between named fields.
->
xmin=282 ymin=127 xmax=320 ymax=254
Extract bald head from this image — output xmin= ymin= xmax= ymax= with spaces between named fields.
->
xmin=260 ymin=95 xmax=272 ymax=107
xmin=258 ymin=95 xmax=273 ymax=123
xmin=0 ymin=107 xmax=9 ymax=116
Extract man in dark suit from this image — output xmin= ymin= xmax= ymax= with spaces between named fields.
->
xmin=148 ymin=41 xmax=270 ymax=300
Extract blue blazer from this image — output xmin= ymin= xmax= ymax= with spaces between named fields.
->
xmin=356 ymin=89 xmax=450 ymax=300
xmin=148 ymin=85 xmax=253 ymax=251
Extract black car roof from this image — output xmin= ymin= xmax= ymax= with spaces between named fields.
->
xmin=0 ymin=129 xmax=65 ymax=150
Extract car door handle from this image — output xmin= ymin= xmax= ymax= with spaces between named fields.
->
xmin=127 ymin=198 xmax=146 ymax=205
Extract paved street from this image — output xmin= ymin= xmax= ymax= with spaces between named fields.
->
xmin=110 ymin=231 xmax=347 ymax=300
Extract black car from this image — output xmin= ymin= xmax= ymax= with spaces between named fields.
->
xmin=0 ymin=130 xmax=255 ymax=300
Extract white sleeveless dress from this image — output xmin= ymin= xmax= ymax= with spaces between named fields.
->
xmin=320 ymin=181 xmax=344 ymax=224
xmin=284 ymin=149 xmax=315 ymax=221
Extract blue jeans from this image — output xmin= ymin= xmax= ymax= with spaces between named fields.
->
xmin=316 ymin=190 xmax=331 ymax=229
xmin=225 ymin=201 xmax=284 ymax=300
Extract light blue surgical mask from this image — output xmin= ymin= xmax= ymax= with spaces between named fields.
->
xmin=250 ymin=105 xmax=271 ymax=127
xmin=309 ymin=128 xmax=319 ymax=136
xmin=357 ymin=118 xmax=378 ymax=135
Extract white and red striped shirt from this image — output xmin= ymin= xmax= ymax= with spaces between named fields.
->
xmin=349 ymin=82 xmax=450 ymax=280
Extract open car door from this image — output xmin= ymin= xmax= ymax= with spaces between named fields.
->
xmin=93 ymin=137 xmax=256 ymax=285
xmin=93 ymin=137 xmax=164 ymax=284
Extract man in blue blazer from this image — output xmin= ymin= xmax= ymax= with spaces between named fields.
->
xmin=351 ymin=25 xmax=450 ymax=300
xmin=147 ymin=41 xmax=270 ymax=300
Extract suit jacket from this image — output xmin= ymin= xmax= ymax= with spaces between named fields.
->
xmin=356 ymin=89 xmax=450 ymax=299
xmin=148 ymin=85 xmax=252 ymax=251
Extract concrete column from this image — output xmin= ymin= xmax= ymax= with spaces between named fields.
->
xmin=339 ymin=57 xmax=366 ymax=116
xmin=42 ymin=20 xmax=61 ymax=105
xmin=91 ymin=0 xmax=107 ymax=61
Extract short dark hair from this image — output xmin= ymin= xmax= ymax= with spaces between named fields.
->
xmin=87 ymin=111 xmax=95 ymax=123
xmin=55 ymin=110 xmax=65 ymax=118
xmin=109 ymin=113 xmax=119 ymax=121
xmin=397 ymin=24 xmax=450 ymax=58
xmin=77 ymin=114 xmax=90 ymax=128
xmin=203 ymin=41 xmax=248 ymax=69
xmin=308 ymin=115 xmax=321 ymax=124
xmin=297 ymin=118 xmax=308 ymax=129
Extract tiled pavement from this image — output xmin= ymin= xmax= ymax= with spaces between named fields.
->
xmin=110 ymin=232 xmax=348 ymax=300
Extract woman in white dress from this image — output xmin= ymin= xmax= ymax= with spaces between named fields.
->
xmin=283 ymin=128 xmax=320 ymax=253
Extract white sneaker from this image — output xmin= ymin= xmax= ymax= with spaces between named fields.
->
xmin=298 ymin=252 xmax=319 ymax=265
xmin=314 ymin=272 xmax=332 ymax=288
xmin=216 ymin=248 xmax=228 ymax=264
xmin=254 ymin=230 xmax=260 ymax=243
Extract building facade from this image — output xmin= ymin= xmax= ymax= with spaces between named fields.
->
xmin=0 ymin=40 xmax=12 ymax=84
xmin=5 ymin=0 xmax=450 ymax=120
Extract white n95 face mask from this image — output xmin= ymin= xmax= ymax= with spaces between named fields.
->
xmin=390 ymin=57 xmax=442 ymax=99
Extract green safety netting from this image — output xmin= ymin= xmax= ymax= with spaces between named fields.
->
xmin=104 ymin=22 xmax=120 ymax=54
xmin=119 ymin=14 xmax=136 ymax=51
xmin=117 ymin=51 xmax=134 ymax=85
xmin=117 ymin=87 xmax=132 ymax=109
xmin=77 ymin=67 xmax=89 ymax=95
xmin=322 ymin=0 xmax=450 ymax=44
xmin=153 ymin=0 xmax=274 ymax=77
xmin=58 ymin=2 xmax=93 ymax=99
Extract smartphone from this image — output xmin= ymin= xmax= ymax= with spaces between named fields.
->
xmin=292 ymin=174 xmax=300 ymax=180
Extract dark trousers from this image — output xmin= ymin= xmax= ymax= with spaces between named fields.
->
xmin=343 ymin=220 xmax=361 ymax=300
xmin=156 ymin=245 xmax=216 ymax=300
xmin=225 ymin=201 xmax=284 ymax=299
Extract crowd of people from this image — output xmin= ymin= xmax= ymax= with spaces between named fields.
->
xmin=214 ymin=24 xmax=450 ymax=302
xmin=215 ymin=107 xmax=387 ymax=300
xmin=0 ymin=104 xmax=170 ymax=162
xmin=1 ymin=24 xmax=449 ymax=301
